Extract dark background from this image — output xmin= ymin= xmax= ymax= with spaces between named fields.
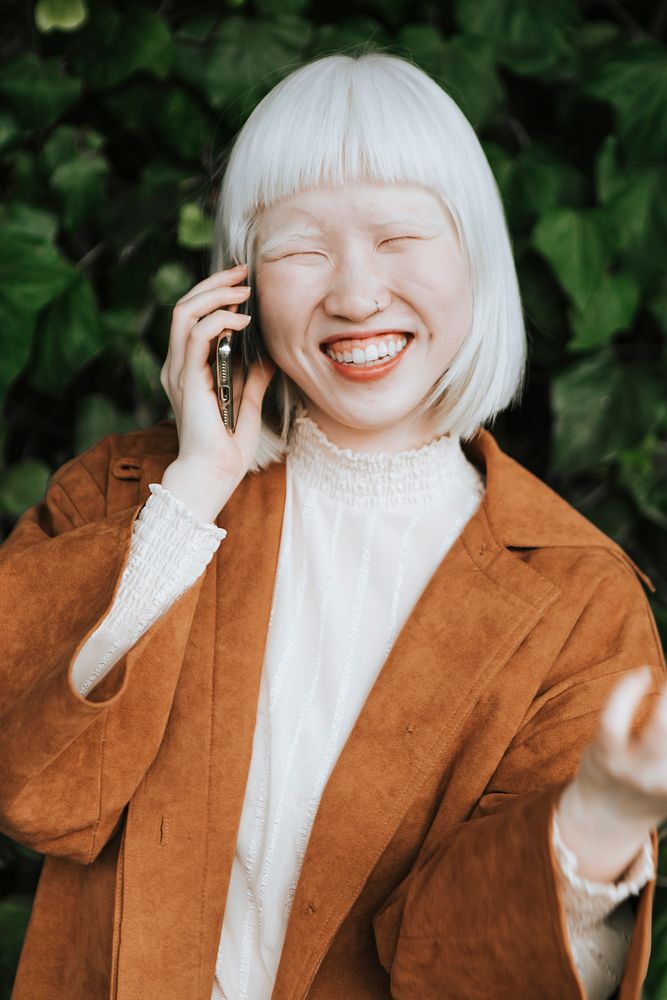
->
xmin=1 ymin=0 xmax=666 ymax=995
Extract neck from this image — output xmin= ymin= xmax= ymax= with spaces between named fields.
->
xmin=300 ymin=402 xmax=448 ymax=454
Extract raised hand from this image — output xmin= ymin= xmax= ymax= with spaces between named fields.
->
xmin=557 ymin=665 xmax=667 ymax=883
xmin=159 ymin=262 xmax=277 ymax=522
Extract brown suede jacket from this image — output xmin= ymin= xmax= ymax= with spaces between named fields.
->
xmin=0 ymin=419 xmax=665 ymax=1000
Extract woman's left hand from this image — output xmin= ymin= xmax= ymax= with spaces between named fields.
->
xmin=557 ymin=665 xmax=667 ymax=882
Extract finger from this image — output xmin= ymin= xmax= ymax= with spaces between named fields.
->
xmin=176 ymin=263 xmax=249 ymax=305
xmin=168 ymin=299 xmax=247 ymax=383
xmin=233 ymin=356 xmax=278 ymax=450
xmin=168 ymin=288 xmax=250 ymax=375
xmin=182 ymin=310 xmax=252 ymax=384
xmin=597 ymin=666 xmax=654 ymax=753
xmin=634 ymin=676 xmax=667 ymax=753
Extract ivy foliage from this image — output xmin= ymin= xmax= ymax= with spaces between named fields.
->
xmin=1 ymin=0 xmax=667 ymax=992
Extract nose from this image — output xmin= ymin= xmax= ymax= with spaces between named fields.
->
xmin=321 ymin=250 xmax=389 ymax=322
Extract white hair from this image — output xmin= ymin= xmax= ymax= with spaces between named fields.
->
xmin=210 ymin=51 xmax=527 ymax=471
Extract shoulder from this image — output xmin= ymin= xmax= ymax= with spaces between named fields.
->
xmin=47 ymin=420 xmax=178 ymax=522
xmin=469 ymin=428 xmax=656 ymax=597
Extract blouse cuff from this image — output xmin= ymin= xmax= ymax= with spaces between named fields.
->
xmin=551 ymin=808 xmax=655 ymax=934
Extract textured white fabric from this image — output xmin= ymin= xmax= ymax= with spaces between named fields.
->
xmin=70 ymin=483 xmax=225 ymax=697
xmin=68 ymin=411 xmax=655 ymax=1000
xmin=551 ymin=808 xmax=655 ymax=997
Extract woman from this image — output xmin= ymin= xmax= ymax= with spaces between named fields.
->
xmin=1 ymin=52 xmax=666 ymax=1000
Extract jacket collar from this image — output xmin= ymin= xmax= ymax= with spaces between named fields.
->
xmin=461 ymin=429 xmax=653 ymax=590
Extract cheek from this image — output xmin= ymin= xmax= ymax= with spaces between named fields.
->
xmin=255 ymin=268 xmax=314 ymax=328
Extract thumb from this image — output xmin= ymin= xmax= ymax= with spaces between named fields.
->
xmin=246 ymin=355 xmax=278 ymax=400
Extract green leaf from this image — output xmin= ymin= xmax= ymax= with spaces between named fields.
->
xmin=438 ymin=35 xmax=504 ymax=130
xmin=584 ymin=40 xmax=667 ymax=166
xmin=551 ymin=351 xmax=667 ymax=474
xmin=617 ymin=433 xmax=667 ymax=529
xmin=497 ymin=144 xmax=586 ymax=232
xmin=357 ymin=0 xmax=410 ymax=28
xmin=177 ymin=202 xmax=213 ymax=248
xmin=174 ymin=14 xmax=219 ymax=43
xmin=0 ymin=202 xmax=59 ymax=242
xmin=0 ymin=895 xmax=32 ymax=986
xmin=49 ymin=154 xmax=111 ymax=230
xmin=0 ymin=298 xmax=36 ymax=405
xmin=594 ymin=162 xmax=667 ymax=291
xmin=454 ymin=0 xmax=581 ymax=77
xmin=531 ymin=208 xmax=610 ymax=312
xmin=0 ymin=53 xmax=82 ymax=129
xmin=648 ymin=273 xmax=667 ymax=333
xmin=151 ymin=263 xmax=194 ymax=306
xmin=35 ymin=0 xmax=88 ymax=33
xmin=0 ymin=227 xmax=76 ymax=314
xmin=0 ymin=109 xmax=20 ymax=152
xmin=69 ymin=3 xmax=173 ymax=89
xmin=395 ymin=24 xmax=445 ymax=81
xmin=129 ymin=341 xmax=163 ymax=404
xmin=0 ymin=460 xmax=52 ymax=516
xmin=75 ymin=394 xmax=138 ymax=454
xmin=196 ymin=16 xmax=311 ymax=121
xmin=308 ymin=18 xmax=391 ymax=60
xmin=567 ymin=271 xmax=640 ymax=353
xmin=43 ymin=124 xmax=104 ymax=173
xmin=100 ymin=308 xmax=143 ymax=358
xmin=157 ymin=88 xmax=212 ymax=160
xmin=512 ymin=145 xmax=586 ymax=216
xmin=29 ymin=276 xmax=104 ymax=396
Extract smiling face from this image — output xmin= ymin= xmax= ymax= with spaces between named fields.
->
xmin=253 ymin=180 xmax=473 ymax=452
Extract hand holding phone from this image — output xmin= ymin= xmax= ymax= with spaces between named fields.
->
xmin=159 ymin=262 xmax=277 ymax=521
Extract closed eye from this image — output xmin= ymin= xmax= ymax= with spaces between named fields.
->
xmin=382 ymin=236 xmax=420 ymax=245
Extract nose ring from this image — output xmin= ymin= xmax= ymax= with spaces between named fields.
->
xmin=374 ymin=298 xmax=381 ymax=313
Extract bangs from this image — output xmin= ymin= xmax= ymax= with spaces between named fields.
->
xmin=217 ymin=55 xmax=470 ymax=265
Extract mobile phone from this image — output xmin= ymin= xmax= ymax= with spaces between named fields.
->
xmin=214 ymin=279 xmax=264 ymax=433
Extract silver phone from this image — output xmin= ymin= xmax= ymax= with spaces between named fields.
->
xmin=214 ymin=278 xmax=263 ymax=433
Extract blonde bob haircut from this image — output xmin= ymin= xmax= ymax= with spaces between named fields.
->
xmin=210 ymin=51 xmax=527 ymax=472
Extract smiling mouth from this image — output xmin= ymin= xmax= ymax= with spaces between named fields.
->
xmin=320 ymin=333 xmax=412 ymax=367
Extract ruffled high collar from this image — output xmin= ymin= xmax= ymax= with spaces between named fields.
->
xmin=285 ymin=406 xmax=486 ymax=510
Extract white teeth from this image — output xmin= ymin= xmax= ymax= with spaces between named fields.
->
xmin=325 ymin=337 xmax=408 ymax=366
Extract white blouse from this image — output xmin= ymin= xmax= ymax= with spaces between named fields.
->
xmin=70 ymin=409 xmax=655 ymax=1000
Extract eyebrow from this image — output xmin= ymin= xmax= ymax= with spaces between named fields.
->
xmin=257 ymin=215 xmax=438 ymax=257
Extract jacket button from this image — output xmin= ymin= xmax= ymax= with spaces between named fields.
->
xmin=306 ymin=901 xmax=317 ymax=915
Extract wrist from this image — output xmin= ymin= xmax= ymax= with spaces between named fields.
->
xmin=556 ymin=780 xmax=656 ymax=884
xmin=160 ymin=460 xmax=237 ymax=524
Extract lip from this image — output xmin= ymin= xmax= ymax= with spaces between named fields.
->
xmin=322 ymin=336 xmax=412 ymax=382
xmin=319 ymin=329 xmax=413 ymax=346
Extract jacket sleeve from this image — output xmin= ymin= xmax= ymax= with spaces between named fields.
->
xmin=372 ymin=552 xmax=666 ymax=1000
xmin=0 ymin=438 xmax=210 ymax=865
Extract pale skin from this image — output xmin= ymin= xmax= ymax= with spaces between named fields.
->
xmin=159 ymin=178 xmax=667 ymax=886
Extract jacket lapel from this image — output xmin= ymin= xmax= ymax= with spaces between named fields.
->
xmin=271 ymin=431 xmax=561 ymax=999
